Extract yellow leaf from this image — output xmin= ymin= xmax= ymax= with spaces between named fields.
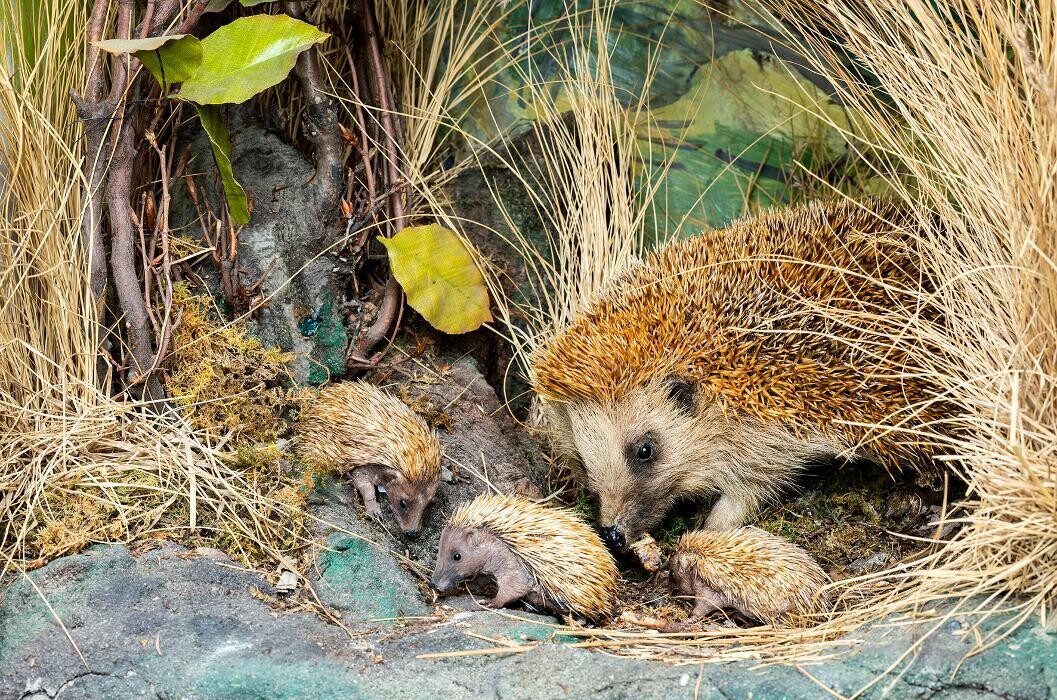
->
xmin=380 ymin=224 xmax=492 ymax=335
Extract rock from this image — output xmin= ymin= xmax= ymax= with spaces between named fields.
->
xmin=848 ymin=551 xmax=890 ymax=575
xmin=3 ymin=543 xmax=1056 ymax=699
xmin=170 ymin=109 xmax=346 ymax=385
xmin=0 ymin=543 xmax=373 ymax=700
xmin=512 ymin=477 xmax=543 ymax=500
xmin=314 ymin=533 xmax=429 ymax=620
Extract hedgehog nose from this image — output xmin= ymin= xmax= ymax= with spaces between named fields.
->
xmin=601 ymin=525 xmax=626 ymax=551
xmin=403 ymin=528 xmax=420 ymax=539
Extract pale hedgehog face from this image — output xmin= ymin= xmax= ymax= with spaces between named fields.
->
xmin=560 ymin=378 xmax=707 ymax=548
xmin=430 ymin=526 xmax=500 ymax=593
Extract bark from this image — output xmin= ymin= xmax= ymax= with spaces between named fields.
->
xmin=285 ymin=2 xmax=345 ymax=217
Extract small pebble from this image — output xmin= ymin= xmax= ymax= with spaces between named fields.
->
xmin=848 ymin=551 xmax=890 ymax=574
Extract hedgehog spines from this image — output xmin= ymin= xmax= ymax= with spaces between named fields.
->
xmin=530 ymin=198 xmax=947 ymax=471
xmin=449 ymin=493 xmax=618 ymax=619
xmin=673 ymin=527 xmax=831 ymax=626
xmin=297 ymin=381 xmax=440 ymax=484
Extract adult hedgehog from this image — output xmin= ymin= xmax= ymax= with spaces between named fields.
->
xmin=530 ymin=199 xmax=947 ymax=549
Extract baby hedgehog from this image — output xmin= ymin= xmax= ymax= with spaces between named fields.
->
xmin=531 ymin=199 xmax=948 ymax=549
xmin=430 ymin=494 xmax=618 ymax=620
xmin=297 ymin=381 xmax=441 ymax=536
xmin=669 ymin=527 xmax=831 ymax=627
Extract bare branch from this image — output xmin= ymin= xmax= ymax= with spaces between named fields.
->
xmin=107 ymin=112 xmax=165 ymax=401
xmin=72 ymin=0 xmax=115 ymax=306
xmin=285 ymin=1 xmax=344 ymax=211
xmin=353 ymin=0 xmax=406 ymax=361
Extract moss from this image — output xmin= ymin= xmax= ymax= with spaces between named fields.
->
xmin=165 ymin=283 xmax=312 ymax=443
xmin=751 ymin=464 xmax=920 ymax=576
xmin=168 ymin=234 xmax=209 ymax=261
xmin=657 ymin=514 xmax=689 ymax=549
xmin=573 ymin=487 xmax=600 ymax=525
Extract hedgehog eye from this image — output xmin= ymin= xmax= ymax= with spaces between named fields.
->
xmin=452 ymin=552 xmax=461 ymax=561
xmin=626 ymin=433 xmax=658 ymax=471
xmin=398 ymin=497 xmax=407 ymax=510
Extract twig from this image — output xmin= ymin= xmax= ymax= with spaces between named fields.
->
xmin=285 ymin=2 xmax=344 ymax=214
xmin=342 ymin=39 xmax=378 ymax=220
xmin=353 ymin=0 xmax=406 ymax=359
xmin=144 ymin=132 xmax=180 ymax=374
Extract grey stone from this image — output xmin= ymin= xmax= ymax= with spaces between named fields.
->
xmin=3 ymin=541 xmax=1055 ymax=700
xmin=170 ymin=109 xmax=346 ymax=385
xmin=848 ymin=551 xmax=890 ymax=575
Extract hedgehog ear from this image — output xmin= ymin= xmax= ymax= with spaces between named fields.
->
xmin=381 ymin=467 xmax=401 ymax=485
xmin=468 ymin=528 xmax=496 ymax=547
xmin=664 ymin=377 xmax=696 ymax=414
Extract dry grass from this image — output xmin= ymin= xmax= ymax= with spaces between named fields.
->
xmin=758 ymin=0 xmax=1057 ymax=643
xmin=373 ymin=0 xmax=528 ymax=207
xmin=473 ymin=2 xmax=679 ymax=427
xmin=0 ymin=0 xmax=310 ymax=577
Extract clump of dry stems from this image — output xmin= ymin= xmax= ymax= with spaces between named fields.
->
xmin=0 ymin=0 xmax=309 ymax=575
xmin=760 ymin=0 xmax=1057 ymax=645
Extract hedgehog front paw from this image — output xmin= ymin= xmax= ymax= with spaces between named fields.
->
xmin=364 ymin=504 xmax=383 ymax=519
xmin=704 ymin=494 xmax=751 ymax=530
xmin=483 ymin=596 xmax=503 ymax=609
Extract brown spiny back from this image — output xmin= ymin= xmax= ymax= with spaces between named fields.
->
xmin=530 ymin=199 xmax=947 ymax=469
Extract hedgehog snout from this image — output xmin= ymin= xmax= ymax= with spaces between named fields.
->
xmin=429 ymin=570 xmax=459 ymax=593
xmin=601 ymin=525 xmax=626 ymax=551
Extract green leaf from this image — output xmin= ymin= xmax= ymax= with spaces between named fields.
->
xmin=195 ymin=105 xmax=250 ymax=225
xmin=137 ymin=36 xmax=202 ymax=88
xmin=239 ymin=0 xmax=274 ymax=5
xmin=94 ymin=35 xmax=202 ymax=90
xmin=380 ymin=224 xmax=492 ymax=334
xmin=177 ymin=15 xmax=329 ymax=105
